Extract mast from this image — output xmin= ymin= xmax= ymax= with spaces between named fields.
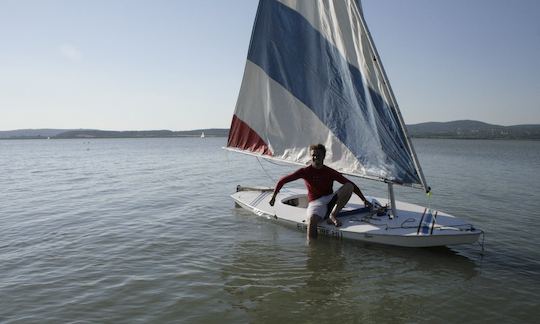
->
xmin=356 ymin=2 xmax=430 ymax=193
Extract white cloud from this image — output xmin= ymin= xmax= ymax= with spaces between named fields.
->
xmin=59 ymin=44 xmax=83 ymax=62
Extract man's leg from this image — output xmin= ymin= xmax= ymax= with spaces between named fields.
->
xmin=307 ymin=214 xmax=321 ymax=239
xmin=328 ymin=182 xmax=354 ymax=226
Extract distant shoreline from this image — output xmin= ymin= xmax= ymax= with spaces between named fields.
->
xmin=1 ymin=120 xmax=540 ymax=140
xmin=0 ymin=135 xmax=226 ymax=140
xmin=2 ymin=136 xmax=539 ymax=141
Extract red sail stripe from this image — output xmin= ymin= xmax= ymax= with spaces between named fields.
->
xmin=227 ymin=115 xmax=272 ymax=156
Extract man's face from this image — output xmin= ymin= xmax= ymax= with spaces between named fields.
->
xmin=310 ymin=148 xmax=325 ymax=167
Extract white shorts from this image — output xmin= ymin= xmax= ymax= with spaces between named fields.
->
xmin=306 ymin=193 xmax=336 ymax=220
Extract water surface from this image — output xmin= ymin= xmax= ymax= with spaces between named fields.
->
xmin=1 ymin=138 xmax=539 ymax=323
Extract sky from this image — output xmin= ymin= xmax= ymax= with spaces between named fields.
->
xmin=0 ymin=0 xmax=539 ymax=131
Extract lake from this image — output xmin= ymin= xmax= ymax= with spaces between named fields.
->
xmin=1 ymin=138 xmax=539 ymax=323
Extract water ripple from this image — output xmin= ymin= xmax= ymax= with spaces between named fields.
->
xmin=0 ymin=138 xmax=539 ymax=322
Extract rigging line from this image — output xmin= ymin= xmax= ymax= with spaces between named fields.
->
xmin=257 ymin=157 xmax=277 ymax=184
xmin=260 ymin=157 xmax=297 ymax=167
xmin=401 ymin=218 xmax=416 ymax=228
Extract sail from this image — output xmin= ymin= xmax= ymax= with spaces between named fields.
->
xmin=227 ymin=0 xmax=428 ymax=190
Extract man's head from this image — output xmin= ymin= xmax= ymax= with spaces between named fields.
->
xmin=309 ymin=144 xmax=326 ymax=168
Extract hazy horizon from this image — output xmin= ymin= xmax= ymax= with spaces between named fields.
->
xmin=3 ymin=119 xmax=540 ymax=133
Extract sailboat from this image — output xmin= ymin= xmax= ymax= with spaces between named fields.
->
xmin=225 ymin=0 xmax=482 ymax=247
xmin=200 ymin=131 xmax=205 ymax=138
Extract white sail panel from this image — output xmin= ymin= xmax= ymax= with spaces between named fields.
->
xmin=234 ymin=62 xmax=372 ymax=176
xmin=277 ymin=1 xmax=368 ymax=71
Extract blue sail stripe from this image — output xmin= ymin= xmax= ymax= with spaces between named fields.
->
xmin=248 ymin=0 xmax=366 ymax=140
xmin=246 ymin=0 xmax=419 ymax=184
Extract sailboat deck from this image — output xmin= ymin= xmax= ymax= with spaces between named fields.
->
xmin=232 ymin=188 xmax=480 ymax=247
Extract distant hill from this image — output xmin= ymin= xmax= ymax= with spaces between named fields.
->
xmin=169 ymin=128 xmax=229 ymax=137
xmin=54 ymin=129 xmax=175 ymax=139
xmin=53 ymin=128 xmax=229 ymax=138
xmin=407 ymin=120 xmax=540 ymax=139
xmin=0 ymin=128 xmax=229 ymax=139
xmin=0 ymin=129 xmax=76 ymax=139
xmin=2 ymin=121 xmax=540 ymax=140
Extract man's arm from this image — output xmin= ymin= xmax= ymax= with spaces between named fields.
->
xmin=269 ymin=169 xmax=304 ymax=206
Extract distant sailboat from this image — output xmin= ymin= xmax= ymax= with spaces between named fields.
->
xmin=200 ymin=131 xmax=205 ymax=138
xmin=225 ymin=0 xmax=482 ymax=247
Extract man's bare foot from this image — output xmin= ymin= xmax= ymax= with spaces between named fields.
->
xmin=328 ymin=215 xmax=341 ymax=227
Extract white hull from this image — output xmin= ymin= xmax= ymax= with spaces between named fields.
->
xmin=232 ymin=186 xmax=481 ymax=247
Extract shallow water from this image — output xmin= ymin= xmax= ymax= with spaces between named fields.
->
xmin=1 ymin=138 xmax=539 ymax=323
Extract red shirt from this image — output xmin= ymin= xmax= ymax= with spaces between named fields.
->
xmin=275 ymin=165 xmax=358 ymax=202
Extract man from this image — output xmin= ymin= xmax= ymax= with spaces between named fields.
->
xmin=269 ymin=144 xmax=371 ymax=238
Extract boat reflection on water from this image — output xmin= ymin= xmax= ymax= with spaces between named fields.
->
xmin=221 ymin=232 xmax=479 ymax=322
xmin=221 ymin=239 xmax=350 ymax=322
